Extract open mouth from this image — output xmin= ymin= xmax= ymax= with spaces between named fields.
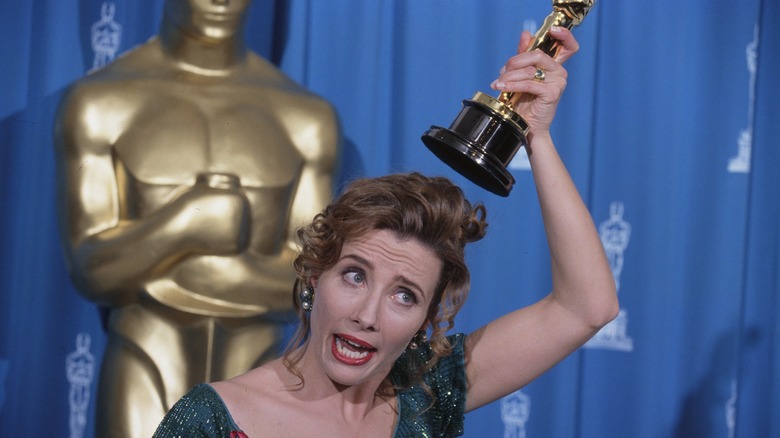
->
xmin=332 ymin=334 xmax=377 ymax=365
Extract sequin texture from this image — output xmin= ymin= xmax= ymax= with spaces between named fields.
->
xmin=153 ymin=383 xmax=242 ymax=438
xmin=391 ymin=333 xmax=467 ymax=437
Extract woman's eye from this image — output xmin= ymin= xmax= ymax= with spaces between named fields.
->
xmin=343 ymin=269 xmax=365 ymax=285
xmin=395 ymin=290 xmax=418 ymax=306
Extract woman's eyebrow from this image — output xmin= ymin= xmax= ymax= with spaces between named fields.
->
xmin=339 ymin=253 xmax=426 ymax=296
xmin=339 ymin=253 xmax=372 ymax=269
xmin=395 ymin=275 xmax=426 ymax=296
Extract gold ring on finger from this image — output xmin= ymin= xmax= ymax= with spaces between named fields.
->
xmin=533 ymin=67 xmax=546 ymax=82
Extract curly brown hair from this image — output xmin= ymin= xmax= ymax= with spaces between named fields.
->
xmin=283 ymin=172 xmax=487 ymax=392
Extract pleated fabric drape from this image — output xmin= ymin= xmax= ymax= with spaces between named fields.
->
xmin=1 ymin=1 xmax=777 ymax=436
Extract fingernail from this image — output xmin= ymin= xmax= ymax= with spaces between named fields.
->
xmin=493 ymin=81 xmax=505 ymax=89
xmin=550 ymin=26 xmax=560 ymax=32
xmin=499 ymin=66 xmax=506 ymax=75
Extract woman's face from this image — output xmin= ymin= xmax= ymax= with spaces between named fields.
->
xmin=306 ymin=229 xmax=442 ymax=389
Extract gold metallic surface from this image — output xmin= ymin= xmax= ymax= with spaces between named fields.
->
xmin=499 ymin=0 xmax=595 ymax=108
xmin=53 ymin=0 xmax=340 ymax=436
xmin=471 ymin=91 xmax=530 ymax=136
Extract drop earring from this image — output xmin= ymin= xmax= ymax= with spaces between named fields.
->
xmin=300 ymin=285 xmax=314 ymax=311
xmin=409 ymin=330 xmax=428 ymax=350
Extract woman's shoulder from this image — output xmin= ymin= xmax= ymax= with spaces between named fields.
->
xmin=210 ymin=359 xmax=297 ymax=431
xmin=166 ymin=383 xmax=229 ymax=414
xmin=153 ymin=384 xmax=242 ymax=438
xmin=392 ymin=333 xmax=467 ymax=382
xmin=392 ymin=334 xmax=468 ymax=437
xmin=422 ymin=333 xmax=467 ymax=390
xmin=213 ymin=359 xmax=289 ymax=402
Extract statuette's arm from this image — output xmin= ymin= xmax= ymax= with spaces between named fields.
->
xmin=55 ymin=94 xmax=249 ymax=306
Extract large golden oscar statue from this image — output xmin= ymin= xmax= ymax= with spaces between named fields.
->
xmin=53 ymin=0 xmax=340 ymax=436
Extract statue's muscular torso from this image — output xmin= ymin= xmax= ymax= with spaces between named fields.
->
xmin=57 ymin=39 xmax=339 ymax=429
xmin=71 ymin=39 xmax=336 ymax=313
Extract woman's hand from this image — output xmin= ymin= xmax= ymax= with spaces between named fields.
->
xmin=490 ymin=27 xmax=580 ymax=135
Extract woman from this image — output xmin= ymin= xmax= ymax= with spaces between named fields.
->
xmin=154 ymin=26 xmax=618 ymax=437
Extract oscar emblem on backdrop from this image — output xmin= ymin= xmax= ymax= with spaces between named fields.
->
xmin=90 ymin=2 xmax=122 ymax=70
xmin=501 ymin=390 xmax=531 ymax=438
xmin=585 ymin=202 xmax=634 ymax=352
xmin=422 ymin=0 xmax=595 ymax=196
xmin=54 ymin=0 xmax=340 ymax=436
xmin=65 ymin=333 xmax=95 ymax=438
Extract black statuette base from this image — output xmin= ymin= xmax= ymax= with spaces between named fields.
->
xmin=422 ymin=96 xmax=529 ymax=197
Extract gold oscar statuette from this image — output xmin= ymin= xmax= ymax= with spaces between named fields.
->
xmin=54 ymin=2 xmax=340 ymax=435
xmin=422 ymin=0 xmax=596 ymax=196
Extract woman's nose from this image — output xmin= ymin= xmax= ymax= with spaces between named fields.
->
xmin=352 ymin=292 xmax=381 ymax=331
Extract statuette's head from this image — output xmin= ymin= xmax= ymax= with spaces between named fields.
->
xmin=165 ymin=0 xmax=251 ymax=40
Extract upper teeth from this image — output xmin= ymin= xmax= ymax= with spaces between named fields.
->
xmin=336 ymin=337 xmax=369 ymax=359
xmin=344 ymin=338 xmax=364 ymax=348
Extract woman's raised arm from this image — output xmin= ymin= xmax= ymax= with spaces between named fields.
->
xmin=464 ymin=27 xmax=619 ymax=412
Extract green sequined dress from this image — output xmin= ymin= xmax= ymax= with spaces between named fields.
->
xmin=153 ymin=333 xmax=467 ymax=437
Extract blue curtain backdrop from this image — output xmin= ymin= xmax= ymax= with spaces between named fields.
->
xmin=1 ymin=1 xmax=778 ymax=437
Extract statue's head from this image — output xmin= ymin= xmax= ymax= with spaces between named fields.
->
xmin=164 ymin=0 xmax=252 ymax=41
